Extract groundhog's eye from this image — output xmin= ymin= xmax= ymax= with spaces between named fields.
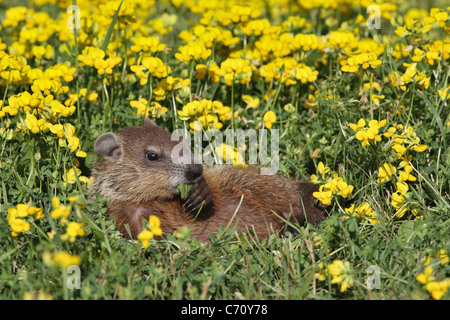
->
xmin=146 ymin=151 xmax=159 ymax=161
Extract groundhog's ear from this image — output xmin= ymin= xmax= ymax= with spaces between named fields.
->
xmin=144 ymin=117 xmax=158 ymax=127
xmin=94 ymin=132 xmax=122 ymax=161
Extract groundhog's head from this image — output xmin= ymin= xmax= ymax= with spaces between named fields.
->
xmin=93 ymin=118 xmax=203 ymax=202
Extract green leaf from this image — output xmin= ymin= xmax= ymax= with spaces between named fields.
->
xmin=101 ymin=0 xmax=123 ymax=52
xmin=397 ymin=220 xmax=415 ymax=244
xmin=177 ymin=182 xmax=192 ymax=199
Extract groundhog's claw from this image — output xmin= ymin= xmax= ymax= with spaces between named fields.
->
xmin=183 ymin=177 xmax=213 ymax=216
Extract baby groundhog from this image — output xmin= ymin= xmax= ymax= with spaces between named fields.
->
xmin=90 ymin=119 xmax=329 ymax=243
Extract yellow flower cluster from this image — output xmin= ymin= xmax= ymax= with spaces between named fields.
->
xmin=178 ymin=25 xmax=239 ymax=50
xmin=131 ymin=56 xmax=171 ymax=85
xmin=60 ymin=221 xmax=86 ymax=243
xmin=63 ymin=163 xmax=93 ymax=185
xmin=348 ymin=117 xmax=429 ymax=220
xmin=348 ymin=118 xmax=387 ymax=148
xmin=341 ymin=52 xmax=382 ymax=73
xmin=260 ymin=58 xmax=318 ymax=86
xmin=263 ymin=110 xmax=276 ymax=129
xmin=23 ymin=290 xmax=54 ymax=300
xmin=131 ymin=36 xmax=166 ymax=54
xmin=385 ymin=124 xmax=428 ymax=157
xmin=315 ymin=260 xmax=354 ymax=292
xmin=154 ymin=76 xmax=190 ymax=101
xmin=78 ymin=47 xmax=122 ymax=75
xmin=311 ymin=162 xmax=353 ymax=206
xmin=7 ymin=203 xmax=44 ymax=237
xmin=129 ymin=98 xmax=167 ymax=118
xmin=43 ymin=250 xmax=81 ymax=268
xmin=382 ymin=124 xmax=427 ymax=218
xmin=177 ymin=99 xmax=231 ymax=132
xmin=220 ymin=58 xmax=253 ymax=86
xmin=344 ymin=202 xmax=380 ymax=225
xmin=50 ymin=196 xmax=86 ymax=243
xmin=137 ymin=215 xmax=163 ymax=249
xmin=388 ymin=63 xmax=431 ymax=91
xmin=417 ymin=250 xmax=450 ymax=300
xmin=215 ymin=143 xmax=247 ymax=167
xmin=175 ymin=43 xmax=212 ymax=64
xmin=395 ymin=7 xmax=449 ymax=38
xmin=0 ymin=63 xmax=87 ymax=159
xmin=423 ymin=249 xmax=449 ymax=266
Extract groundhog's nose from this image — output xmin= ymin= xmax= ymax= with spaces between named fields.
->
xmin=186 ymin=164 xmax=203 ymax=181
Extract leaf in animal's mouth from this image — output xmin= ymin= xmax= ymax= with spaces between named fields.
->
xmin=177 ymin=182 xmax=192 ymax=199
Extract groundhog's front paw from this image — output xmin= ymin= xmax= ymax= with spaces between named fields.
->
xmin=183 ymin=177 xmax=213 ymax=216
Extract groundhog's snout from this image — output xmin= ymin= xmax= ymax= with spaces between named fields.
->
xmin=186 ymin=163 xmax=203 ymax=181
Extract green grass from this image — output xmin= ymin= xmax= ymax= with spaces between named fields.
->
xmin=0 ymin=0 xmax=449 ymax=300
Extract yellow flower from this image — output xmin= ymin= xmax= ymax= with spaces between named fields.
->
xmin=336 ymin=180 xmax=354 ymax=198
xmin=94 ymin=56 xmax=122 ymax=75
xmin=220 ymin=58 xmax=252 ymax=86
xmin=131 ymin=57 xmax=171 ymax=85
xmin=426 ymin=280 xmax=450 ymax=300
xmin=32 ymin=45 xmax=53 ymax=60
xmin=241 ymin=18 xmax=271 ymax=36
xmin=341 ymin=52 xmax=382 ymax=73
xmin=215 ymin=143 xmax=246 ymax=167
xmin=50 ymin=196 xmax=71 ymax=219
xmin=263 ymin=110 xmax=276 ymax=129
xmin=78 ymin=47 xmax=105 ymax=67
xmin=63 ymin=166 xmax=92 ymax=184
xmin=345 ymin=202 xmax=379 ymax=224
xmin=438 ymin=86 xmax=450 ymax=100
xmin=439 ymin=250 xmax=449 ymax=265
xmin=7 ymin=207 xmax=31 ymax=237
xmin=417 ymin=266 xmax=434 ymax=284
xmin=392 ymin=192 xmax=409 ymax=218
xmin=6 ymin=204 xmax=43 ymax=237
xmin=149 ymin=215 xmax=162 ymax=236
xmin=396 ymin=181 xmax=409 ymax=195
xmin=377 ymin=163 xmax=397 ymax=184
xmin=23 ymin=290 xmax=54 ymax=300
xmin=389 ymin=125 xmax=428 ymax=156
xmin=195 ymin=64 xmax=208 ymax=80
xmin=398 ymin=165 xmax=416 ymax=182
xmin=130 ymin=36 xmax=165 ymax=54
xmin=100 ymin=0 xmax=136 ymax=23
xmin=25 ymin=113 xmax=48 ymax=134
xmin=295 ymin=63 xmax=319 ymax=84
xmin=317 ymin=162 xmax=330 ymax=175
xmin=175 ymin=43 xmax=211 ymax=64
xmin=315 ymin=262 xmax=328 ymax=281
xmin=138 ymin=230 xmax=154 ymax=249
xmin=51 ymin=252 xmax=81 ymax=268
xmin=130 ymin=98 xmax=168 ymax=118
xmin=327 ymin=260 xmax=354 ymax=292
xmin=177 ymin=99 xmax=231 ymax=132
xmin=423 ymin=250 xmax=449 ymax=266
xmin=60 ymin=221 xmax=85 ymax=243
xmin=417 ymin=266 xmax=450 ymax=300
xmin=137 ymin=215 xmax=163 ymax=249
xmin=242 ymin=95 xmax=260 ymax=109
xmin=312 ymin=187 xmax=332 ymax=206
xmin=349 ymin=118 xmax=386 ymax=148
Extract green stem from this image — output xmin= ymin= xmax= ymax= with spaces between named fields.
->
xmin=25 ymin=134 xmax=35 ymax=187
xmin=188 ymin=60 xmax=194 ymax=103
xmin=72 ymin=0 xmax=80 ymax=121
xmin=144 ymin=75 xmax=153 ymax=120
xmin=231 ymin=73 xmax=235 ymax=130
xmin=405 ymin=87 xmax=415 ymax=128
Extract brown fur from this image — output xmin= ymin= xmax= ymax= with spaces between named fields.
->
xmin=90 ymin=120 xmax=329 ymax=243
